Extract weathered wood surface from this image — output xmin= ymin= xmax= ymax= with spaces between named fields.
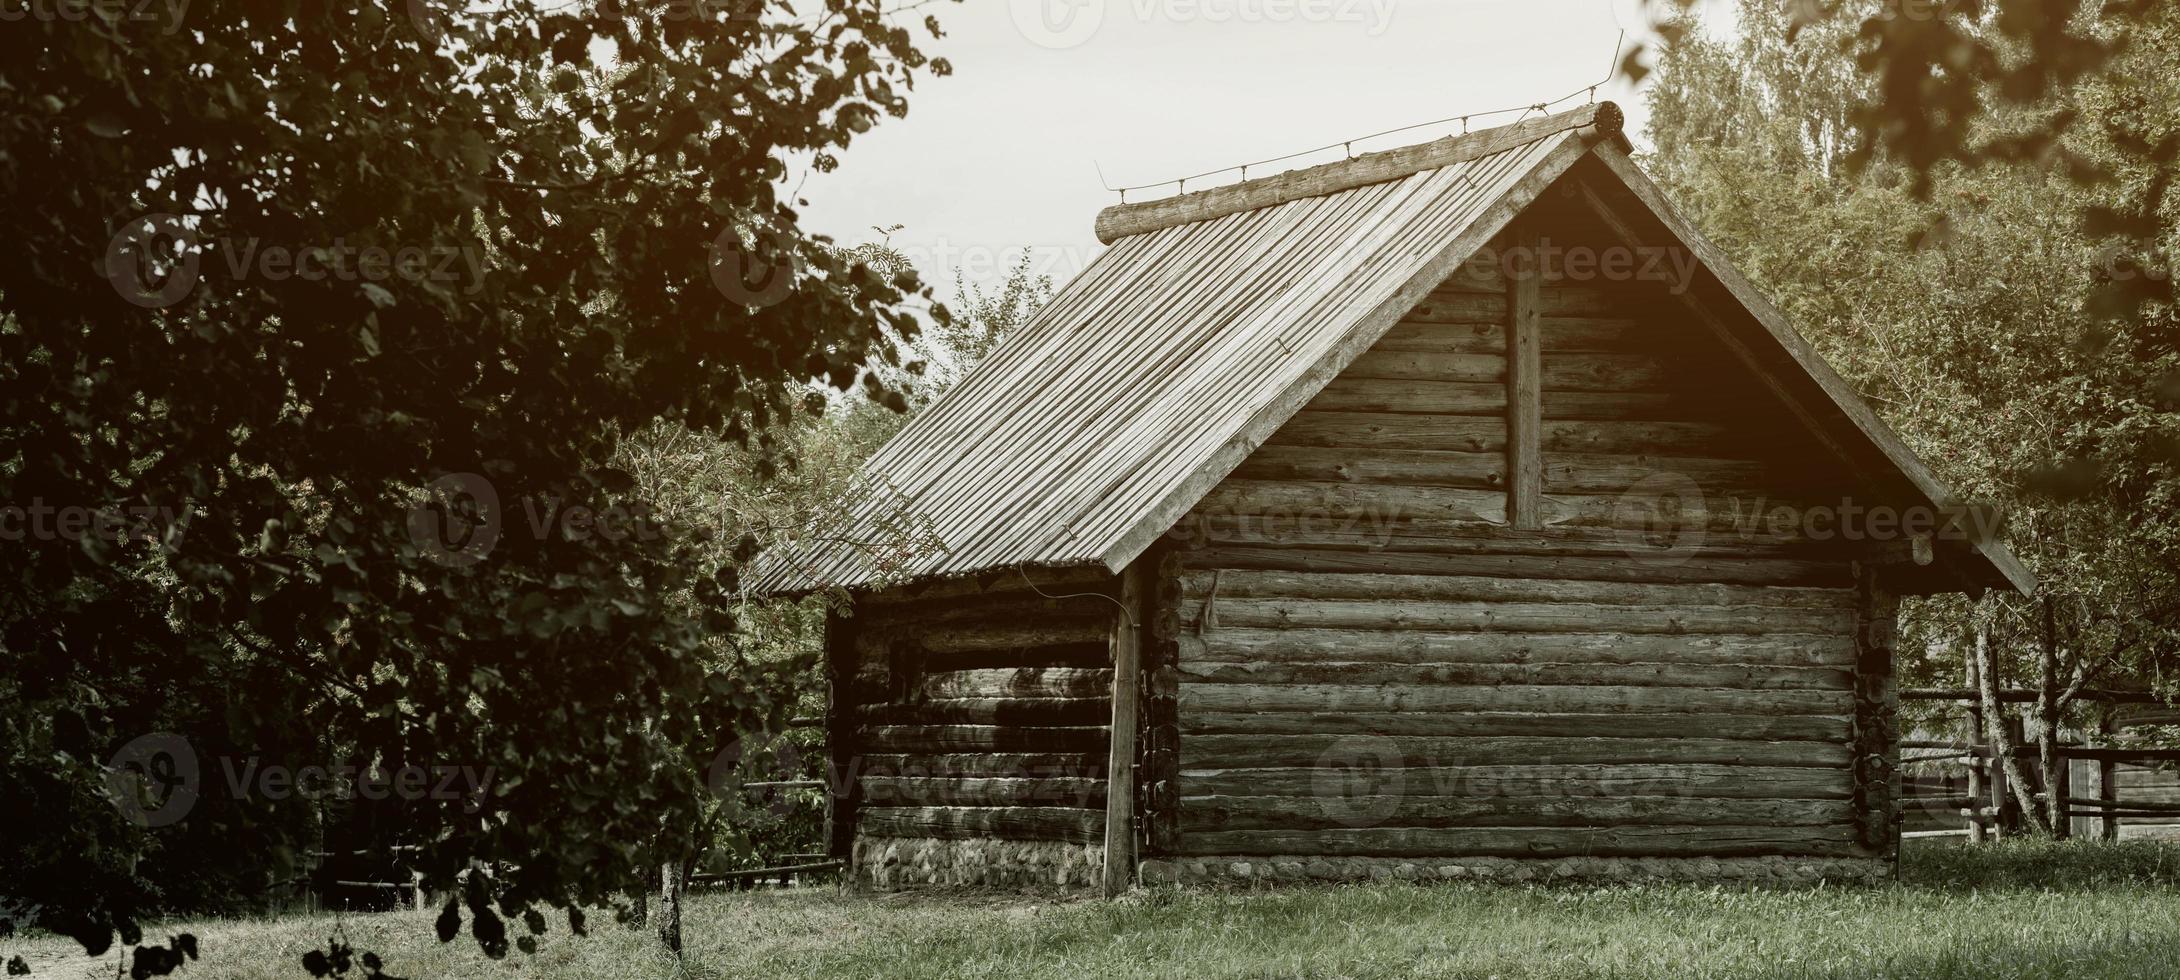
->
xmin=858 ymin=805 xmax=1104 ymax=843
xmin=858 ymin=566 xmax=1118 ymax=607
xmin=1269 ymin=411 xmax=1506 ymax=452
xmin=1176 ymin=824 xmax=1863 ymax=858
xmin=1180 ymin=710 xmax=1846 ymax=741
xmin=1304 ymin=378 xmax=1507 ymax=415
xmin=1177 ymin=683 xmax=1850 ymax=717
xmin=858 ymin=776 xmax=1106 ymax=808
xmin=1179 ymin=569 xmax=1853 ymax=609
xmin=1104 ymin=562 xmax=1145 ymax=896
xmin=1176 ymin=544 xmax=1850 ymax=588
xmin=918 ymin=667 xmax=1113 ymax=700
xmin=1197 ymin=480 xmax=1507 ymax=526
xmin=1177 ymin=735 xmax=1852 ymax=769
xmin=854 ymin=697 xmax=1112 ymax=727
xmin=1179 ymin=795 xmax=1854 ymax=831
xmin=1229 ymin=444 xmax=1506 ymax=488
xmin=1176 ymin=659 xmax=1850 ymax=691
xmin=857 ymin=725 xmax=1107 ymax=754
xmin=1177 ymin=598 xmax=1855 ymax=635
xmin=1179 ymin=629 xmax=1856 ymax=667
xmin=1179 ymin=763 xmax=1854 ymax=799
xmin=859 ymin=753 xmax=1106 ymax=779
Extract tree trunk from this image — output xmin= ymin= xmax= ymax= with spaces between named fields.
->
xmin=1974 ymin=616 xmax=2053 ymax=836
xmin=656 ymin=860 xmax=683 ymax=955
xmin=2036 ymin=597 xmax=2068 ymax=838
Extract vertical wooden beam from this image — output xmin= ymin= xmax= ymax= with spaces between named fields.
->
xmin=1964 ymin=638 xmax=1987 ymax=843
xmin=1103 ymin=563 xmax=1145 ymax=898
xmin=2099 ymin=707 xmax=2120 ymax=841
xmin=1140 ymin=547 xmax=1184 ymax=857
xmin=1506 ymin=226 xmax=1543 ymax=527
xmin=821 ymin=608 xmax=858 ymax=864
xmin=1852 ymin=564 xmax=1901 ymax=867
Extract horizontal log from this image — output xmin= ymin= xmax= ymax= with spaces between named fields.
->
xmin=858 ymin=566 xmax=1115 ymax=607
xmin=1542 ymin=353 xmax=1673 ymax=392
xmin=858 ymin=776 xmax=1106 ymax=808
xmin=1177 ymin=598 xmax=1856 ymax=635
xmin=920 ymin=667 xmax=1112 ymax=700
xmin=1542 ymin=453 xmax=1779 ymax=495
xmin=1176 ymin=660 xmax=1851 ymax=692
xmin=1178 ymin=683 xmax=1851 ymax=717
xmin=1228 ymin=444 xmax=1505 ymax=489
xmin=1345 ymin=350 xmax=1504 ymax=383
xmin=1538 ymin=283 xmax=1636 ymax=317
xmin=1180 ymin=629 xmax=1856 ymax=668
xmin=857 ymin=753 xmax=1105 ymax=779
xmin=1175 ymin=824 xmax=1865 ymax=858
xmin=1303 ymin=378 xmax=1507 ymax=416
xmin=1175 ymin=545 xmax=1851 ymax=588
xmin=1374 ymin=319 xmax=1503 ymax=354
xmin=1269 ymin=411 xmax=1505 ymax=452
xmin=1179 ymin=795 xmax=1854 ymax=832
xmin=1541 ymin=420 xmax=1740 ymax=456
xmin=1541 ymin=388 xmax=1745 ymax=421
xmin=1180 ymin=710 xmax=1848 ymax=742
xmin=1178 ymin=763 xmax=1853 ymax=800
xmin=854 ymin=698 xmax=1111 ymax=727
xmin=913 ymin=622 xmax=1115 ymax=654
xmin=1181 ymin=569 xmax=1854 ymax=609
xmin=865 ymin=595 xmax=1116 ymax=629
xmin=857 ymin=806 xmax=1103 ymax=843
xmin=1177 ymin=735 xmax=1851 ymax=769
xmin=1539 ymin=316 xmax=1643 ymax=350
xmin=1196 ymin=481 xmax=1507 ymax=527
xmin=1403 ymin=291 xmax=1506 ymax=324
xmin=856 ymin=725 xmax=1106 ymax=754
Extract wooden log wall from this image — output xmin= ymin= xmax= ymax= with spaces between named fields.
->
xmin=834 ymin=568 xmax=1121 ymax=850
xmin=1162 ymin=195 xmax=1893 ymax=868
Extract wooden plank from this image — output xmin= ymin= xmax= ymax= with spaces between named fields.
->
xmin=1542 ymin=452 xmax=1777 ymax=495
xmin=1179 ymin=763 xmax=1853 ymax=799
xmin=1196 ymin=480 xmax=1508 ymax=526
xmin=1181 ymin=629 xmax=1857 ymax=668
xmin=920 ymin=667 xmax=1113 ymax=700
xmin=857 ymin=725 xmax=1107 ymax=754
xmin=858 ymin=806 xmax=1104 ymax=843
xmin=1345 ymin=349 xmax=1505 ymax=382
xmin=1092 ymin=103 xmax=1624 ymax=244
xmin=1177 ymin=545 xmax=1849 ymax=588
xmin=1540 ymin=316 xmax=1645 ymax=351
xmin=858 ymin=566 xmax=1117 ymax=607
xmin=859 ymin=776 xmax=1106 ymax=808
xmin=1540 ymin=419 xmax=1742 ymax=455
xmin=1181 ymin=710 xmax=1847 ymax=741
xmin=1270 ymin=411 xmax=1506 ymax=452
xmin=1541 ymin=353 xmax=1673 ymax=392
xmin=1176 ymin=660 xmax=1851 ymax=692
xmin=1178 ymin=683 xmax=1851 ymax=717
xmin=1228 ymin=444 xmax=1505 ymax=489
xmin=858 ymin=753 xmax=1105 ymax=779
xmin=1304 ymin=378 xmax=1507 ymax=416
xmin=854 ymin=698 xmax=1111 ymax=727
xmin=1175 ymin=824 xmax=1864 ymax=858
xmin=1374 ymin=319 xmax=1504 ymax=354
xmin=1509 ymin=222 xmax=1544 ymax=529
xmin=1180 ymin=795 xmax=1854 ymax=831
xmin=1104 ymin=561 xmax=1145 ymax=897
xmin=1177 ymin=734 xmax=1852 ymax=769
xmin=1179 ymin=568 xmax=1854 ymax=608
xmin=1176 ymin=597 xmax=1856 ymax=634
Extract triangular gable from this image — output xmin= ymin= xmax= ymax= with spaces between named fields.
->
xmin=749 ymin=104 xmax=2030 ymax=597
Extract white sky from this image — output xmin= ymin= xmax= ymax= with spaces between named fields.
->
xmin=796 ymin=0 xmax=1736 ymax=301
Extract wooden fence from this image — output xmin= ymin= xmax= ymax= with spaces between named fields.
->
xmin=1898 ymin=689 xmax=2180 ymax=841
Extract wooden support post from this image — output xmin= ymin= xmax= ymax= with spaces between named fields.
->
xmin=1103 ymin=562 xmax=1146 ymax=898
xmin=2099 ymin=707 xmax=2120 ymax=841
xmin=822 ymin=608 xmax=858 ymax=865
xmin=1964 ymin=641 xmax=1987 ymax=843
xmin=1505 ymin=225 xmax=1543 ymax=528
xmin=1851 ymin=566 xmax=1900 ymax=866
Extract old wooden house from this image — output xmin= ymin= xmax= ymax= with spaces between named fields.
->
xmin=749 ymin=102 xmax=2033 ymax=891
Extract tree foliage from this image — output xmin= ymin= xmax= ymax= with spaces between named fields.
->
xmin=0 ymin=0 xmax=956 ymax=971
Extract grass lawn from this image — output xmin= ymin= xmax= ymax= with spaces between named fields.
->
xmin=15 ymin=840 xmax=2180 ymax=979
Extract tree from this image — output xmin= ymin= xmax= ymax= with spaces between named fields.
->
xmin=1640 ymin=0 xmax=2180 ymax=835
xmin=0 ymin=0 xmax=956 ymax=972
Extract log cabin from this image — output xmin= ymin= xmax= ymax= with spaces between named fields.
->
xmin=748 ymin=102 xmax=2033 ymax=891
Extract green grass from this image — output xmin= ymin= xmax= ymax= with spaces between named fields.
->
xmin=16 ymin=840 xmax=2180 ymax=979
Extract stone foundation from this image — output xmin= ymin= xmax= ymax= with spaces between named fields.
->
xmin=1139 ymin=855 xmax=1891 ymax=887
xmin=854 ymin=836 xmax=1104 ymax=891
